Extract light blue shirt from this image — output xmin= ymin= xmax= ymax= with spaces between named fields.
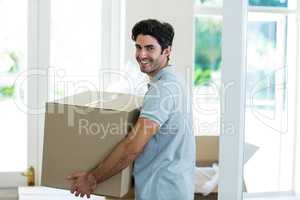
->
xmin=133 ymin=65 xmax=195 ymax=200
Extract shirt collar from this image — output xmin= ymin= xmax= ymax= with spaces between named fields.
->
xmin=150 ymin=65 xmax=175 ymax=84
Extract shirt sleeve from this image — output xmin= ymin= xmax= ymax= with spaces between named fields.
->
xmin=139 ymin=82 xmax=174 ymax=126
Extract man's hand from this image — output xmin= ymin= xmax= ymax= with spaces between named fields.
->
xmin=66 ymin=171 xmax=97 ymax=198
xmin=65 ymin=117 xmax=159 ymax=198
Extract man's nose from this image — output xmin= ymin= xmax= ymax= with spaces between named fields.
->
xmin=138 ymin=49 xmax=148 ymax=58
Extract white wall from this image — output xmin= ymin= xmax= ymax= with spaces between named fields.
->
xmin=124 ymin=0 xmax=194 ymax=83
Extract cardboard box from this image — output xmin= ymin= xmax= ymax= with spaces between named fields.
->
xmin=194 ymin=135 xmax=258 ymax=199
xmin=41 ymin=91 xmax=142 ymax=198
xmin=195 ymin=135 xmax=219 ymax=196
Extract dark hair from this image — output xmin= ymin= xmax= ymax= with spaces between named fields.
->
xmin=131 ymin=19 xmax=174 ymax=52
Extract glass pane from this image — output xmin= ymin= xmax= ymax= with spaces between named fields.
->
xmin=244 ymin=13 xmax=296 ymax=193
xmin=194 ymin=16 xmax=222 ymax=136
xmin=249 ymin=0 xmax=288 ymax=7
xmin=0 ymin=0 xmax=27 ymax=171
xmin=194 ymin=0 xmax=222 ymax=7
xmin=50 ymin=0 xmax=102 ymax=100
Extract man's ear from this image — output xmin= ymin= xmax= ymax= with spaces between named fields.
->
xmin=163 ymin=46 xmax=172 ymax=57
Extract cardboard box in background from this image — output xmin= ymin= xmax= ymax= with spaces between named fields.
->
xmin=41 ymin=91 xmax=142 ymax=198
xmin=195 ymin=135 xmax=219 ymax=197
xmin=194 ymin=135 xmax=258 ymax=199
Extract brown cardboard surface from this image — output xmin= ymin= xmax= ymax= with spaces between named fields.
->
xmin=195 ymin=136 xmax=219 ymax=167
xmin=194 ymin=193 xmax=218 ymax=200
xmin=195 ymin=136 xmax=219 ymax=194
xmin=194 ymin=135 xmax=258 ymax=194
xmin=41 ymin=91 xmax=142 ymax=198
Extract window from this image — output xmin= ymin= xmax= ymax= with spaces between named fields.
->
xmin=0 ymin=0 xmax=27 ymax=172
xmin=49 ymin=0 xmax=126 ymax=100
xmin=244 ymin=12 xmax=297 ymax=193
xmin=193 ymin=0 xmax=298 ymax=196
xmin=193 ymin=15 xmax=222 ymax=136
xmin=49 ymin=0 xmax=102 ymax=100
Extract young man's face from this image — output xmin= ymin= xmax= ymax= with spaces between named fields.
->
xmin=135 ymin=34 xmax=170 ymax=77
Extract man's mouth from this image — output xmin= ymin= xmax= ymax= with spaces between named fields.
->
xmin=140 ymin=60 xmax=150 ymax=66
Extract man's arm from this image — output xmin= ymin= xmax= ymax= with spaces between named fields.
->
xmin=67 ymin=117 xmax=159 ymax=198
xmin=91 ymin=117 xmax=159 ymax=183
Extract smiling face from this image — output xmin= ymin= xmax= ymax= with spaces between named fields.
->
xmin=135 ymin=34 xmax=171 ymax=77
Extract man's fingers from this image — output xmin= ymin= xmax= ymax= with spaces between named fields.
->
xmin=70 ymin=183 xmax=80 ymax=195
xmin=87 ymin=193 xmax=91 ymax=199
xmin=70 ymin=185 xmax=76 ymax=194
xmin=74 ymin=191 xmax=80 ymax=197
xmin=67 ymin=171 xmax=86 ymax=180
xmin=66 ymin=174 xmax=76 ymax=180
xmin=67 ymin=171 xmax=95 ymax=198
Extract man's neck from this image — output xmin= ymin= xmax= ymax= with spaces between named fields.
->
xmin=148 ymin=62 xmax=169 ymax=80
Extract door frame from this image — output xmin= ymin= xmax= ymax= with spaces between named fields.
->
xmin=218 ymin=0 xmax=248 ymax=199
xmin=27 ymin=0 xmax=50 ymax=186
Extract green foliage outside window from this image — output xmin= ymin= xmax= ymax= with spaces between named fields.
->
xmin=0 ymin=50 xmax=21 ymax=99
xmin=8 ymin=51 xmax=21 ymax=73
xmin=0 ymin=85 xmax=15 ymax=98
xmin=194 ymin=17 xmax=222 ymax=86
xmin=0 ymin=50 xmax=21 ymax=73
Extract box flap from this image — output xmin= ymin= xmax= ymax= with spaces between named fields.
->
xmin=244 ymin=143 xmax=258 ymax=164
xmin=53 ymin=91 xmax=143 ymax=112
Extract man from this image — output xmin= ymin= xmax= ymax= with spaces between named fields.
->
xmin=67 ymin=19 xmax=195 ymax=200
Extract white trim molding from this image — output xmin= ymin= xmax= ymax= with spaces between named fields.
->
xmin=27 ymin=0 xmax=50 ymax=186
xmin=100 ymin=0 xmax=125 ymax=89
xmin=218 ymin=0 xmax=248 ymax=199
xmin=0 ymin=173 xmax=25 ymax=188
